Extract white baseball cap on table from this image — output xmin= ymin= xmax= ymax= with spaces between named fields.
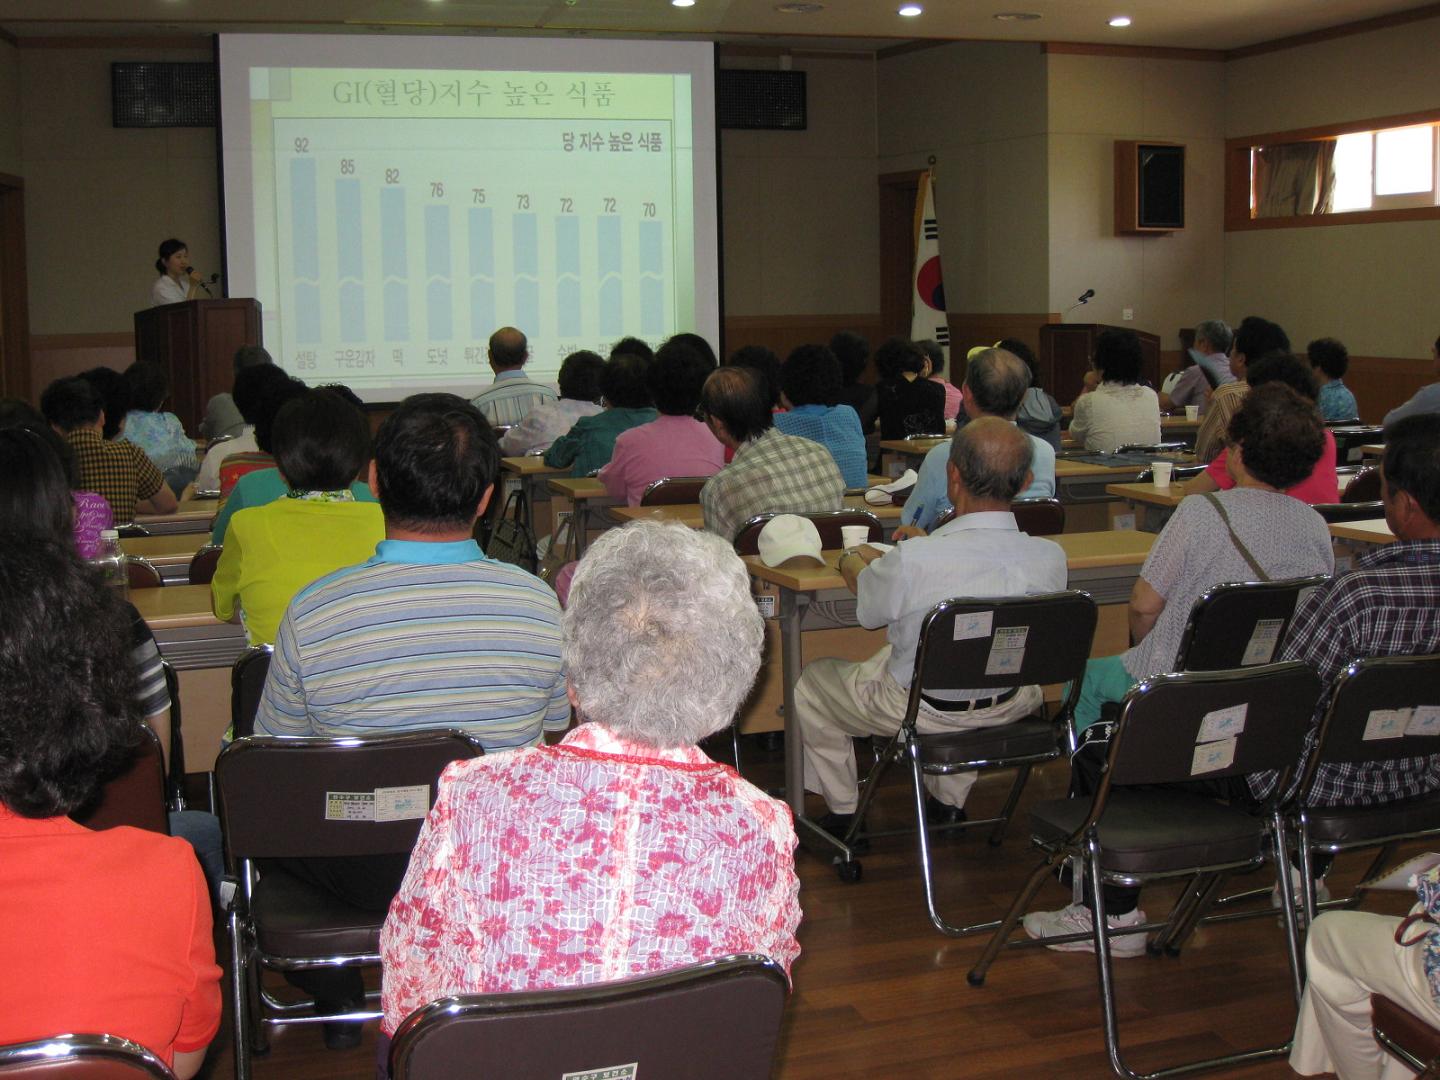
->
xmin=757 ymin=515 xmax=825 ymax=568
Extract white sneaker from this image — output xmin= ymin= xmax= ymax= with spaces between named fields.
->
xmin=1022 ymin=902 xmax=1149 ymax=957
xmin=1272 ymin=877 xmax=1330 ymax=925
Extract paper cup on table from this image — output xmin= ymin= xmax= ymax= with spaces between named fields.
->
xmin=1152 ymin=461 xmax=1174 ymax=487
xmin=840 ymin=524 xmax=871 ymax=550
xmin=1184 ymin=405 xmax=1200 ymax=421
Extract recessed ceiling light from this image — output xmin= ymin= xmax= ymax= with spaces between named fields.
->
xmin=1108 ymin=15 xmax=1132 ymax=27
xmin=672 ymin=0 xmax=696 ymax=7
xmin=774 ymin=1 xmax=824 ymax=12
xmin=993 ymin=11 xmax=1042 ymax=20
xmin=898 ymin=3 xmax=923 ymax=14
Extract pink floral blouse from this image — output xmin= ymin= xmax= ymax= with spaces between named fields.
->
xmin=380 ymin=723 xmax=802 ymax=1034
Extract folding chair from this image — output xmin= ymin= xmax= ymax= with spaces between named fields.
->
xmin=160 ymin=658 xmax=187 ymax=810
xmin=732 ymin=508 xmax=884 ymax=555
xmin=1009 ymin=497 xmax=1065 ymax=536
xmin=187 ymin=544 xmax=223 ymax=585
xmin=811 ymin=592 xmax=1098 ymax=936
xmin=388 ymin=955 xmax=788 ymax=1080
xmin=71 ymin=723 xmax=169 ymax=835
xmin=1341 ymin=466 xmax=1381 ymax=503
xmin=115 ymin=523 xmax=150 ymax=539
xmin=0 ymin=1034 xmax=175 ymax=1078
xmin=125 ymin=556 xmax=163 ymax=590
xmin=968 ymin=662 xmax=1323 ymax=1080
xmin=639 ymin=475 xmax=711 ymax=506
xmin=1116 ymin=441 xmax=1187 ymax=455
xmin=1314 ymin=500 xmax=1385 ymax=524
xmin=1134 ymin=463 xmax=1207 ymax=484
xmin=1170 ymin=576 xmax=1329 ymax=672
xmin=230 ymin=644 xmax=273 ymax=740
xmin=1330 ymin=425 xmax=1385 ymax=465
xmin=1374 ymin=993 xmax=1440 ymax=1077
xmin=217 ymin=730 xmax=485 ymax=1080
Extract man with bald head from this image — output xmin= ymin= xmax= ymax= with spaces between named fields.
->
xmin=795 ymin=417 xmax=1068 ymax=831
xmin=469 ymin=326 xmax=557 ymax=427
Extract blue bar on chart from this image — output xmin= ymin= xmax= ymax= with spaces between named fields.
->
xmin=380 ymin=187 xmax=409 ymax=342
xmin=639 ymin=219 xmax=664 ymax=337
xmin=513 ymin=212 xmax=539 ymax=338
xmin=425 ymin=204 xmax=452 ymax=340
xmin=555 ymin=215 xmax=580 ymax=339
xmin=469 ymin=207 xmax=495 ymax=340
xmin=290 ymin=157 xmax=321 ymax=344
xmin=597 ymin=216 xmax=622 ymax=338
xmin=335 ymin=177 xmax=365 ymax=343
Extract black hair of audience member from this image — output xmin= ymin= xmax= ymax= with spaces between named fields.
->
xmin=314 ymin=382 xmax=366 ymax=413
xmin=1226 ymin=383 xmax=1325 ymax=491
xmin=996 ymin=338 xmax=1043 ymax=389
xmin=916 ymin=339 xmax=945 ymax=375
xmin=780 ymin=344 xmax=842 ymax=408
xmin=1093 ymin=328 xmax=1144 ymax=386
xmin=253 ymin=376 xmax=310 ymax=455
xmin=232 ymin=363 xmax=293 ymax=427
xmin=1233 ymin=316 xmax=1291 ymax=363
xmin=123 ymin=360 xmax=170 ymax=413
xmin=1246 ymin=351 xmax=1319 ymax=403
xmin=232 ymin=343 xmax=272 ymax=376
xmin=601 ymin=351 xmax=654 ymax=409
xmin=1307 ymin=338 xmax=1349 ymax=380
xmin=0 ymin=428 xmax=74 ymax=542
xmin=78 ymin=367 xmax=129 ymax=440
xmin=965 ymin=348 xmax=1031 ymax=417
xmin=1383 ymin=414 xmax=1440 ymax=523
xmin=557 ymin=350 xmax=605 ymax=402
xmin=664 ymin=332 xmax=718 ymax=371
xmin=650 ymin=338 xmax=714 ymax=416
xmin=873 ymin=337 xmax=926 ymax=382
xmin=726 ymin=345 xmax=782 ymax=408
xmin=0 ymin=401 xmax=84 ymax=489
xmin=610 ymin=336 xmax=654 ymax=363
xmin=40 ymin=377 xmax=104 ymax=433
xmin=373 ymin=393 xmax=499 ymax=534
xmin=702 ymin=366 xmax=773 ymax=445
xmin=272 ymin=391 xmax=371 ymax=493
xmin=0 ymin=533 xmax=141 ymax=819
xmin=830 ymin=331 xmax=870 ymax=386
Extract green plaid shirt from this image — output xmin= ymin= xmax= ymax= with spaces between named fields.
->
xmin=66 ymin=428 xmax=164 ymax=523
xmin=700 ymin=427 xmax=845 ymax=542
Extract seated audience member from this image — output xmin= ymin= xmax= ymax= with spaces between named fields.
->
xmin=874 ymin=337 xmax=947 ymax=439
xmin=40 ymin=376 xmax=177 ymax=521
xmin=544 ymin=351 xmax=657 ymax=477
xmin=899 ymin=347 xmax=1057 ymax=533
xmin=727 ymin=344 xmax=784 ymax=410
xmin=666 ymin=331 xmax=719 ymax=369
xmin=795 ymin=418 xmax=1064 ymax=831
xmin=609 ymin=334 xmax=655 ymax=363
xmin=1194 ymin=315 xmax=1290 ymax=462
xmin=1004 ymin=338 xmax=1063 ymax=451
xmin=773 ymin=343 xmax=869 ymax=489
xmin=0 ymin=400 xmax=111 ymax=558
xmin=1024 ymin=385 xmax=1334 ymax=953
xmin=1068 ymin=328 xmax=1162 ymax=452
xmin=698 ymin=366 xmax=845 ymax=542
xmin=468 ymin=326 xmax=556 ymax=426
xmin=0 ymin=534 xmax=221 ymax=1078
xmin=211 ymin=390 xmax=386 ymax=645
xmin=1162 ymin=320 xmax=1232 ymax=417
xmin=380 ymin=520 xmax=802 ymax=1040
xmin=497 ymin=349 xmax=604 ymax=456
xmin=201 ymin=343 xmax=271 ymax=440
xmin=918 ymin=338 xmax=963 ymax=421
xmin=1383 ymin=333 xmax=1440 ymax=430
xmin=1309 ymin=337 xmax=1359 ymax=422
xmin=217 ymin=374 xmax=309 ymax=499
xmin=194 ymin=361 xmax=291 ymax=493
xmin=832 ymin=329 xmax=878 ymax=433
xmin=1286 ymin=415 xmax=1440 ymax=1080
xmin=1189 ymin=353 xmax=1339 ymax=503
xmin=78 ymin=365 xmax=131 ymax=441
xmin=600 ymin=335 xmax=722 ymax=505
xmin=122 ymin=360 xmax=199 ymax=493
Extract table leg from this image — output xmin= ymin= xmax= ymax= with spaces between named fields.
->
xmin=520 ymin=476 xmax=538 ymax=539
xmin=574 ymin=499 xmax=588 ymax=558
xmin=779 ymin=586 xmax=808 ymax=816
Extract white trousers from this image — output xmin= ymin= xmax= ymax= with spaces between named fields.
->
xmin=793 ymin=645 xmax=1041 ymax=814
xmin=1291 ymin=910 xmax=1440 ymax=1080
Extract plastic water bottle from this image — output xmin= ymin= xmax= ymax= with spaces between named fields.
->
xmin=93 ymin=528 xmax=129 ymax=600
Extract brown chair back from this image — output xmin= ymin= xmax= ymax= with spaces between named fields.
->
xmin=1373 ymin=993 xmax=1440 ymax=1075
xmin=1342 ymin=466 xmax=1381 ymax=503
xmin=389 ymin=955 xmax=787 ymax=1080
xmin=639 ymin=476 xmax=710 ymax=506
xmin=732 ymin=509 xmax=883 ymax=555
xmin=71 ymin=725 xmax=169 ymax=835
xmin=1172 ymin=576 xmax=1329 ymax=672
xmin=0 ymin=1034 xmax=176 ymax=1078
xmin=230 ymin=645 xmax=272 ymax=740
xmin=187 ymin=544 xmax=223 ymax=585
xmin=125 ymin=557 xmax=163 ymax=590
xmin=1009 ymin=498 xmax=1065 ymax=536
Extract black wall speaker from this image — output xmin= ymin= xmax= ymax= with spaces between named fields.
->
xmin=717 ymin=69 xmax=807 ymax=131
xmin=112 ymin=62 xmax=217 ymax=128
xmin=1115 ymin=140 xmax=1185 ymax=234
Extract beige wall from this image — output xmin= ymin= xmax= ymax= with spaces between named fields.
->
xmin=0 ymin=41 xmax=20 ymax=177
xmin=1046 ymin=54 xmax=1226 ymax=351
xmin=1223 ymin=15 xmax=1440 ymax=359
xmin=876 ymin=42 xmax=1050 ymax=315
xmin=719 ymin=52 xmax=879 ymax=318
xmin=19 ymin=43 xmax=219 ymax=337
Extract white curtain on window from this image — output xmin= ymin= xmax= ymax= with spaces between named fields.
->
xmin=1255 ymin=141 xmax=1337 ymax=217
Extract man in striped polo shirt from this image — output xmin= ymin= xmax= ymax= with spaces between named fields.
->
xmin=468 ymin=326 xmax=557 ymax=428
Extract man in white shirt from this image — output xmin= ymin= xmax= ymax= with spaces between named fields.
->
xmin=794 ymin=418 xmax=1068 ymax=831
xmin=469 ymin=326 xmax=556 ymax=427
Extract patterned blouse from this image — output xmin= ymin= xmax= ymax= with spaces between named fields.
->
xmin=380 ymin=722 xmax=802 ymax=1034
xmin=123 ymin=410 xmax=198 ymax=475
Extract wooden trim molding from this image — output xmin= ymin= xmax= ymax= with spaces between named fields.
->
xmin=1227 ymin=2 xmax=1440 ymax=60
xmin=13 ymin=34 xmax=213 ymax=49
xmin=1042 ymin=41 xmax=1224 ymax=62
xmin=1228 ymin=108 xmax=1440 ymax=150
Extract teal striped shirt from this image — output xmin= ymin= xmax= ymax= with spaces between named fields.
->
xmin=469 ymin=370 xmax=557 ymax=428
xmin=257 ymin=539 xmax=568 ymax=749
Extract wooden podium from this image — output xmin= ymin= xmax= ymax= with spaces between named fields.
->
xmin=1039 ymin=323 xmax=1161 ymax=407
xmin=134 ymin=299 xmax=261 ymax=433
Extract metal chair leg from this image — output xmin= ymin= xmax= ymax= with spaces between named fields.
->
xmin=1159 ymin=873 xmax=1227 ymax=959
xmin=1145 ymin=872 xmax=1207 ymax=956
xmin=1273 ymin=811 xmax=1306 ymax=1007
xmin=228 ymin=906 xmax=251 ymax=1080
xmin=986 ymin=763 xmax=1032 ymax=846
xmin=967 ymin=849 xmax=1064 ymax=985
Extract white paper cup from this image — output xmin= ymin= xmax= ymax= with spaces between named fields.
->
xmin=945 ymin=419 xmax=957 ymax=435
xmin=1152 ymin=461 xmax=1174 ymax=487
xmin=841 ymin=525 xmax=870 ymax=550
xmin=1184 ymin=405 xmax=1200 ymax=421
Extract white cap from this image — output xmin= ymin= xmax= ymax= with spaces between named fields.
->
xmin=757 ymin=515 xmax=824 ymax=568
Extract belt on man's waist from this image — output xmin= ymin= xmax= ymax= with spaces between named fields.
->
xmin=920 ymin=687 xmax=1020 ymax=713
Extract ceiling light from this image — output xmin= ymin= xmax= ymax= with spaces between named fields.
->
xmin=774 ymin=2 xmax=824 ymax=12
xmin=672 ymin=0 xmax=696 ymax=7
xmin=1108 ymin=15 xmax=1132 ymax=27
xmin=993 ymin=11 xmax=1041 ymax=20
xmin=898 ymin=3 xmax=923 ymax=14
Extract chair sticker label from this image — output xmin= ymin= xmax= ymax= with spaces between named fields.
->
xmin=375 ymin=785 xmax=430 ymax=821
xmin=953 ymin=610 xmax=993 ymax=641
xmin=325 ymin=791 xmax=375 ymax=821
xmin=562 ymin=1065 xmax=638 ymax=1080
xmin=1191 ymin=737 xmax=1236 ymax=775
xmin=1197 ymin=703 xmax=1247 ymax=743
xmin=754 ymin=594 xmax=776 ymax=619
xmin=1240 ymin=619 xmax=1284 ymax=667
xmin=984 ymin=626 xmax=1028 ymax=675
xmin=1363 ymin=708 xmax=1412 ymax=741
xmin=1405 ymin=706 xmax=1440 ymax=737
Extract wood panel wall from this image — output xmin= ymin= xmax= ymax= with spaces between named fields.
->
xmin=722 ymin=313 xmax=887 ymax=368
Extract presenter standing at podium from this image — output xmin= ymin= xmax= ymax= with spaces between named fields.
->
xmin=150 ymin=238 xmax=205 ymax=306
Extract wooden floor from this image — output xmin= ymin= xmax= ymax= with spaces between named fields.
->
xmin=191 ymin=740 xmax=1412 ymax=1080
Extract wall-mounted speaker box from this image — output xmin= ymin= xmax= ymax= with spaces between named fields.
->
xmin=112 ymin=62 xmax=217 ymax=128
xmin=1114 ymin=140 xmax=1184 ymax=234
xmin=717 ymin=69 xmax=807 ymax=131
